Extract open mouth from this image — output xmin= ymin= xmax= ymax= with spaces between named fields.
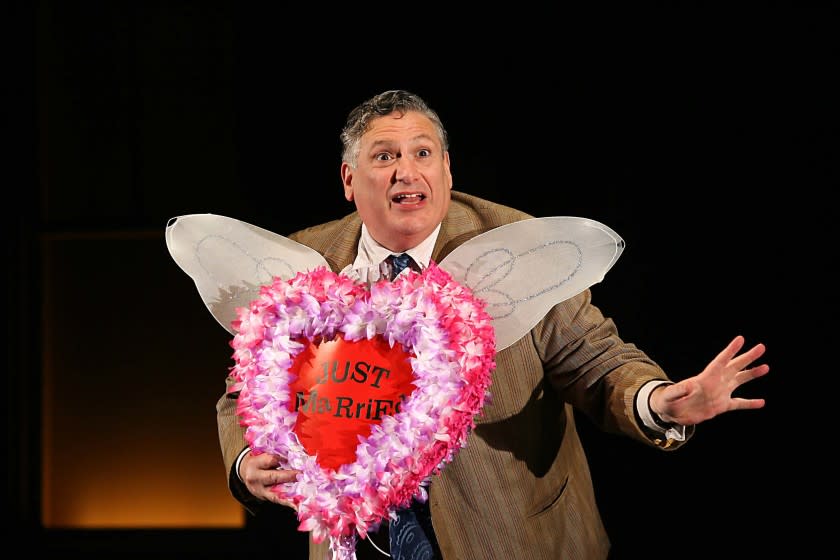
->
xmin=392 ymin=193 xmax=426 ymax=204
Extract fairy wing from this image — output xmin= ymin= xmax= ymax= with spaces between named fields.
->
xmin=165 ymin=213 xmax=329 ymax=334
xmin=437 ymin=217 xmax=624 ymax=351
xmin=166 ymin=214 xmax=624 ymax=350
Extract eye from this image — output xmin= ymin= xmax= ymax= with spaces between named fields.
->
xmin=417 ymin=148 xmax=431 ymax=158
xmin=374 ymin=152 xmax=394 ymax=162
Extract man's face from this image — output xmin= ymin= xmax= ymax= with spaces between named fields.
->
xmin=341 ymin=111 xmax=452 ymax=252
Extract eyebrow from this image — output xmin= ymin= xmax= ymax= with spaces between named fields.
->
xmin=368 ymin=133 xmax=438 ymax=151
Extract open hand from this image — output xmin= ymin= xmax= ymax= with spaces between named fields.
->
xmin=650 ymin=335 xmax=769 ymax=426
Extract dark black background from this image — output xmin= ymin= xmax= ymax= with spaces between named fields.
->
xmin=10 ymin=2 xmax=836 ymax=558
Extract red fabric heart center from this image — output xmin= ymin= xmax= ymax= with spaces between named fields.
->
xmin=289 ymin=336 xmax=417 ymax=470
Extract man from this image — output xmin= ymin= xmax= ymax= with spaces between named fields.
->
xmin=216 ymin=89 xmax=769 ymax=559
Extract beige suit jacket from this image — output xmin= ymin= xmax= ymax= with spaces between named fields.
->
xmin=216 ymin=191 xmax=693 ymax=559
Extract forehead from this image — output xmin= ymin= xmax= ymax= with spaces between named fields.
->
xmin=362 ymin=111 xmax=440 ymax=146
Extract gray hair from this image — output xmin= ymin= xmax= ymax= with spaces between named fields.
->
xmin=340 ymin=90 xmax=449 ymax=167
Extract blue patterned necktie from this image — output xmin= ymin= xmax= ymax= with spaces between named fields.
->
xmin=390 ymin=496 xmax=439 ymax=560
xmin=387 ymin=252 xmax=414 ymax=280
xmin=385 ymin=253 xmax=441 ymax=560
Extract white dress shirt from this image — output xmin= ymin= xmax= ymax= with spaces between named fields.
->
xmin=340 ymin=223 xmax=440 ymax=284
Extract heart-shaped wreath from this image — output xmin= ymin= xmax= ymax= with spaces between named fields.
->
xmin=228 ymin=263 xmax=496 ymax=554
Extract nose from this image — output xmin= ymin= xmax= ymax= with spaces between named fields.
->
xmin=393 ymin=154 xmax=419 ymax=184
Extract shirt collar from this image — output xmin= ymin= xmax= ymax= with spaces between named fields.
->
xmin=344 ymin=223 xmax=441 ymax=283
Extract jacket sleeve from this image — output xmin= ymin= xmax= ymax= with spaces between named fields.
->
xmin=534 ymin=289 xmax=695 ymax=449
xmin=216 ymin=375 xmax=269 ymax=514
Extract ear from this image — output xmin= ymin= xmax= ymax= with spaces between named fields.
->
xmin=341 ymin=162 xmax=354 ymax=201
xmin=444 ymin=151 xmax=453 ymax=189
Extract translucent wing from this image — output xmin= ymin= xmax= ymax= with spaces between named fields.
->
xmin=166 ymin=214 xmax=624 ymax=349
xmin=165 ymin=214 xmax=329 ymax=334
xmin=438 ymin=217 xmax=624 ymax=351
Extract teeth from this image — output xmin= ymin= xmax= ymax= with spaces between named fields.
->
xmin=395 ymin=194 xmax=421 ymax=201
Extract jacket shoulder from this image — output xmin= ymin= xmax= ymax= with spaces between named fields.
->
xmin=449 ymin=191 xmax=534 ymax=227
xmin=435 ymin=191 xmax=534 ymax=260
xmin=288 ymin=213 xmax=360 ymax=253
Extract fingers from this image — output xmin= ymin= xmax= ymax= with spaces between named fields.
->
xmin=732 ymin=342 xmax=766 ymax=370
xmin=731 ymin=397 xmax=766 ymax=411
xmin=715 ymin=334 xmax=746 ymax=364
xmin=277 ymin=497 xmax=297 ymax=509
xmin=246 ymin=468 xmax=299 ymax=505
xmin=661 ymin=380 xmax=691 ymax=402
xmin=715 ymin=335 xmax=767 ymax=373
xmin=250 ymin=462 xmax=299 ymax=487
xmin=242 ymin=452 xmax=301 ymax=504
xmin=737 ymin=363 xmax=770 ymax=384
xmin=249 ymin=452 xmax=281 ymax=470
xmin=266 ymin=468 xmax=300 ymax=485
